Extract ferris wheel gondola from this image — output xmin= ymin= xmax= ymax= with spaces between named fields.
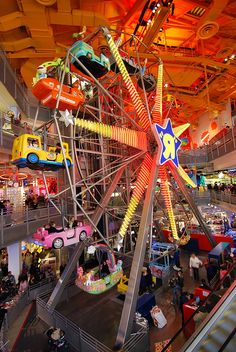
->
xmin=75 ymin=244 xmax=123 ymax=294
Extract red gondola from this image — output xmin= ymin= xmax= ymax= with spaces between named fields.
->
xmin=32 ymin=78 xmax=85 ymax=111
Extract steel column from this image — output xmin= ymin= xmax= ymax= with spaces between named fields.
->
xmin=46 ymin=166 xmax=125 ymax=310
xmin=170 ymin=166 xmax=216 ymax=248
xmin=115 ymin=155 xmax=159 ymax=348
xmin=46 ymin=241 xmax=85 ymax=311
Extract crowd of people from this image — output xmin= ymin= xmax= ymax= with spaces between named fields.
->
xmin=208 ymin=182 xmax=236 ymax=194
xmin=0 ymin=247 xmax=56 ymax=309
xmin=0 ymin=200 xmax=12 ymax=214
xmin=166 ymin=250 xmax=236 ymax=326
xmin=25 ymin=193 xmax=48 ymax=209
xmin=0 ymin=193 xmax=49 ymax=215
xmin=22 ymin=250 xmax=56 ymax=286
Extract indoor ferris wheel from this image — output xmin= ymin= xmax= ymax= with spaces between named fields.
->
xmin=14 ymin=26 xmax=216 ymax=347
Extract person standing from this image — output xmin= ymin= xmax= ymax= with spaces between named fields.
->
xmin=189 ymin=253 xmax=202 ymax=281
xmin=223 ymin=216 xmax=230 ymax=234
xmin=205 ymin=259 xmax=218 ymax=286
xmin=173 ymin=246 xmax=181 ymax=270
xmin=169 ymin=272 xmax=181 ymax=310
xmin=177 ymin=270 xmax=184 ymax=293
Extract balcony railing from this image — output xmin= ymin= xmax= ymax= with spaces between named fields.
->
xmin=207 ymin=125 xmax=236 ymax=161
xmin=0 ymin=51 xmax=29 ymax=115
xmin=0 ymin=50 xmax=51 ymax=125
xmin=211 ymin=190 xmax=236 ymax=205
xmin=0 ymin=204 xmax=65 ymax=247
xmin=178 ymin=147 xmax=209 ymax=166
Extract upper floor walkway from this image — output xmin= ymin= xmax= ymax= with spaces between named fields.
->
xmin=0 ymin=50 xmax=51 ymax=138
xmin=179 ymin=124 xmax=236 ymax=169
xmin=1 ymin=189 xmax=233 ymax=248
xmin=0 ymin=202 xmax=96 ymax=248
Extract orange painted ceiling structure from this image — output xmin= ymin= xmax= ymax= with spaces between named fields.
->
xmin=0 ymin=0 xmax=236 ymax=122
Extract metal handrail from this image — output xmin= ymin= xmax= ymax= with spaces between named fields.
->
xmin=211 ymin=190 xmax=236 ymax=205
xmin=28 ymin=277 xmax=56 ymax=291
xmin=161 ymin=262 xmax=236 ymax=351
xmin=181 ymin=281 xmax=236 ymax=352
xmin=0 ymin=204 xmax=61 ymax=228
xmin=207 ymin=125 xmax=236 ymax=161
xmin=36 ymin=279 xmax=148 ymax=352
xmin=218 ymin=327 xmax=236 ymax=352
xmin=37 ymin=294 xmax=112 ymax=352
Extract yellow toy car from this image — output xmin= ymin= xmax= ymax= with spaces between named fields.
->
xmin=11 ymin=134 xmax=72 ymax=171
xmin=117 ymin=274 xmax=129 ymax=294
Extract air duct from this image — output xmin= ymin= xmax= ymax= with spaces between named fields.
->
xmin=196 ymin=0 xmax=229 ymax=40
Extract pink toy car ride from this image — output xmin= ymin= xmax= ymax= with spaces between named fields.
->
xmin=32 ymin=224 xmax=92 ymax=249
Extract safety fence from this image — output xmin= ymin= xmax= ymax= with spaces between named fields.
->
xmin=28 ymin=278 xmax=57 ymax=301
xmin=207 ymin=125 xmax=236 ymax=161
xmin=0 ymin=50 xmax=29 ymax=115
xmin=4 ymin=278 xmax=57 ymax=330
xmin=178 ymin=148 xmax=209 ymax=166
xmin=211 ymin=191 xmax=236 ymax=205
xmin=122 ymin=325 xmax=149 ymax=352
xmin=36 ymin=283 xmax=149 ymax=352
xmin=0 ymin=205 xmax=64 ymax=247
xmin=0 ymin=204 xmax=61 ymax=228
xmin=190 ymin=190 xmax=211 ymax=205
xmin=37 ymin=293 xmax=112 ymax=352
xmin=0 ymin=324 xmax=9 ymax=352
xmin=0 ymin=50 xmax=51 ymax=121
xmin=6 ymin=291 xmax=29 ymax=328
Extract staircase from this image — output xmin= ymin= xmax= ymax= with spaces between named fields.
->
xmin=181 ymin=281 xmax=236 ymax=352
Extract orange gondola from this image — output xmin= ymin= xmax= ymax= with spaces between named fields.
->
xmin=32 ymin=78 xmax=85 ymax=111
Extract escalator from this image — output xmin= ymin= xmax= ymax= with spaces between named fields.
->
xmin=181 ymin=281 xmax=236 ymax=352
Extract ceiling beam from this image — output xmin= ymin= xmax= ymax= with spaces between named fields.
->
xmin=131 ymin=51 xmax=236 ymax=73
xmin=140 ymin=7 xmax=170 ymax=52
xmin=119 ymin=0 xmax=147 ymax=27
xmin=57 ymin=0 xmax=71 ymax=13
xmin=197 ymin=0 xmax=229 ymax=31
xmin=179 ymin=0 xmax=208 ymax=10
xmin=0 ymin=11 xmax=24 ymax=31
xmin=219 ymin=83 xmax=236 ymax=100
xmin=7 ymin=48 xmax=64 ymax=58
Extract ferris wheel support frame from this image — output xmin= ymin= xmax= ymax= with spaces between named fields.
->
xmin=115 ymin=154 xmax=159 ymax=348
xmin=46 ymin=165 xmax=126 ymax=310
xmin=69 ymin=50 xmax=143 ymax=131
xmin=170 ymin=165 xmax=216 ymax=248
xmin=48 ymin=51 xmax=118 ymax=249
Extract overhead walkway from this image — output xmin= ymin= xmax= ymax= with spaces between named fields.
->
xmin=0 ymin=50 xmax=51 ymax=121
xmin=1 ymin=206 xmax=64 ymax=247
xmin=1 ymin=205 xmax=94 ymax=247
xmin=181 ymin=281 xmax=236 ymax=352
xmin=207 ymin=125 xmax=236 ymax=162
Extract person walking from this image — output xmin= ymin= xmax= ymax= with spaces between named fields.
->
xmin=177 ymin=270 xmax=184 ymax=293
xmin=205 ymin=259 xmax=218 ymax=286
xmin=189 ymin=253 xmax=202 ymax=281
xmin=169 ymin=272 xmax=181 ymax=310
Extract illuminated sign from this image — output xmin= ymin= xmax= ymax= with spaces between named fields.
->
xmin=153 ymin=118 xmax=181 ymax=168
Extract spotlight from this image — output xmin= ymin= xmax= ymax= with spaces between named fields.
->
xmin=164 ymin=82 xmax=169 ymax=88
xmin=149 ymin=1 xmax=156 ymax=10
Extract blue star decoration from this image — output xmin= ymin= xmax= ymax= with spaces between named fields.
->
xmin=152 ymin=118 xmax=181 ymax=168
